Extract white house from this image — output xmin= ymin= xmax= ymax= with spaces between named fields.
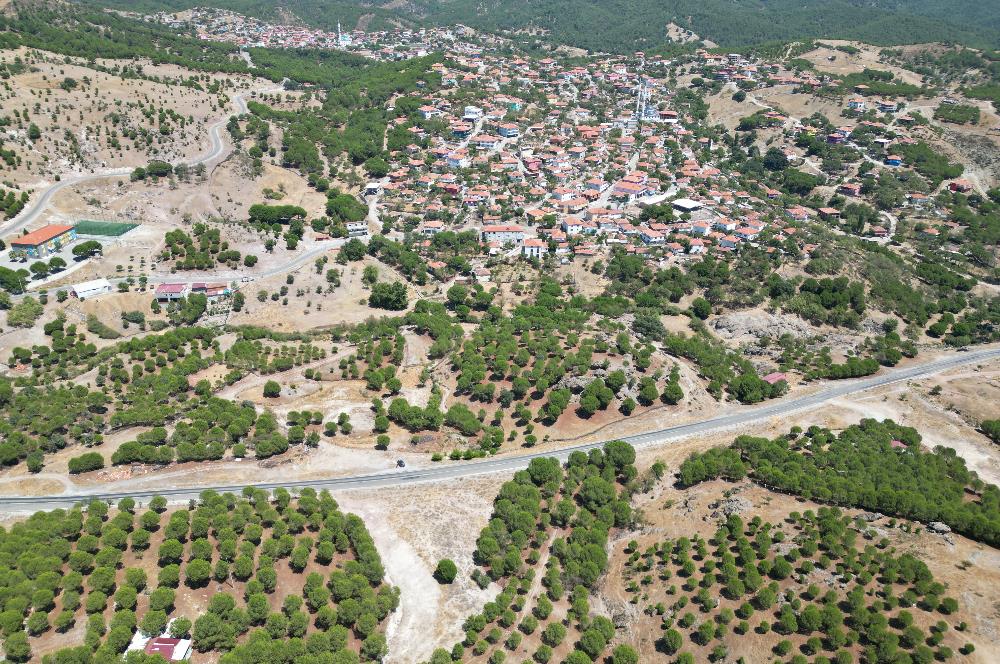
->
xmin=446 ymin=151 xmax=471 ymax=169
xmin=522 ymin=238 xmax=546 ymax=259
xmin=562 ymin=218 xmax=584 ymax=235
xmin=421 ymin=220 xmax=444 ymax=235
xmin=639 ymin=228 xmax=665 ymax=245
xmin=418 ymin=105 xmax=442 ymax=120
xmin=155 ymin=283 xmax=188 ymax=301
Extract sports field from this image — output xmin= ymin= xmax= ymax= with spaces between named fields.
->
xmin=73 ymin=220 xmax=138 ymax=237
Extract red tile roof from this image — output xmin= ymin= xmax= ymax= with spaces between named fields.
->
xmin=12 ymin=224 xmax=73 ymax=246
xmin=156 ymin=283 xmax=187 ymax=294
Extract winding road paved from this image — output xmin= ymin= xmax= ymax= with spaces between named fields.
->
xmin=0 ymin=86 xmax=266 ymax=239
xmin=1 ymin=83 xmax=317 ymax=290
xmin=2 ymin=345 xmax=997 ymax=510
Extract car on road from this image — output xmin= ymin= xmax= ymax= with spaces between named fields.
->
xmin=396 ymin=459 xmax=406 ymax=468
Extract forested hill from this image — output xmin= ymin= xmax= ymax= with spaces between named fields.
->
xmin=82 ymin=0 xmax=411 ymax=34
xmin=414 ymin=0 xmax=1000 ymax=51
xmin=88 ymin=0 xmax=1000 ymax=51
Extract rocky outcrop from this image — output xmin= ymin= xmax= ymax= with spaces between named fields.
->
xmin=711 ymin=311 xmax=817 ymax=340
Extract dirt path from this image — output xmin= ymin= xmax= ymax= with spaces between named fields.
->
xmin=334 ymin=477 xmax=502 ymax=662
xmin=514 ymin=530 xmax=557 ymax=622
xmin=336 ymin=494 xmax=448 ymax=664
xmin=0 ymin=472 xmax=73 ymax=490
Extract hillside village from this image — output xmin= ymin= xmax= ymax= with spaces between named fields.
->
xmin=6 ymin=13 xmax=994 ymax=280
xmin=0 ymin=5 xmax=998 ymax=664
xmin=191 ymin=21 xmax=990 ymax=278
xmin=0 ymin=4 xmax=995 ymax=462
xmin=0 ymin=12 xmax=995 ymax=446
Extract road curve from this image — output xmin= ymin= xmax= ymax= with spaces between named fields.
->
xmin=0 ymin=89 xmax=256 ymax=238
xmin=2 ymin=345 xmax=997 ymax=510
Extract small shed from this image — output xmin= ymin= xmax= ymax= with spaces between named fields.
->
xmin=762 ymin=372 xmax=787 ymax=385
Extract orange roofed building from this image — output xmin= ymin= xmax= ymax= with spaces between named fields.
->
xmin=10 ymin=224 xmax=77 ymax=258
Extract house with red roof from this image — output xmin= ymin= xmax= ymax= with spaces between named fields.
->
xmin=839 ymin=182 xmax=862 ymax=197
xmin=155 ymin=283 xmax=188 ymax=301
xmin=144 ymin=638 xmax=192 ymax=662
xmin=127 ymin=621 xmax=192 ymax=662
xmin=481 ymin=224 xmax=526 ymax=244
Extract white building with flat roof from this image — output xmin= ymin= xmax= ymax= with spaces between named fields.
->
xmin=345 ymin=220 xmax=369 ymax=237
xmin=671 ymin=198 xmax=703 ymax=213
xmin=71 ymin=278 xmax=113 ymax=300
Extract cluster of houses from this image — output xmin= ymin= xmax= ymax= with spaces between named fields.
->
xmin=60 ymin=19 xmax=969 ymax=292
xmin=363 ymin=46 xmax=816 ymax=275
xmin=474 ymin=192 xmax=777 ymax=260
xmin=140 ymin=7 xmax=467 ymax=62
xmin=368 ymin=33 xmax=975 ymax=282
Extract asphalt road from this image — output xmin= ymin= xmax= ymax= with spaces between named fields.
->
xmin=2 ymin=345 xmax=996 ymax=511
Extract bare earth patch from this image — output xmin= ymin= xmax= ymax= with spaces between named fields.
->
xmin=335 ymin=475 xmax=504 ymax=662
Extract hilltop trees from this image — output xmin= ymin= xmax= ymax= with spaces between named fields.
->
xmin=680 ymin=418 xmax=1000 ymax=547
xmin=247 ymin=204 xmax=307 ymax=226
